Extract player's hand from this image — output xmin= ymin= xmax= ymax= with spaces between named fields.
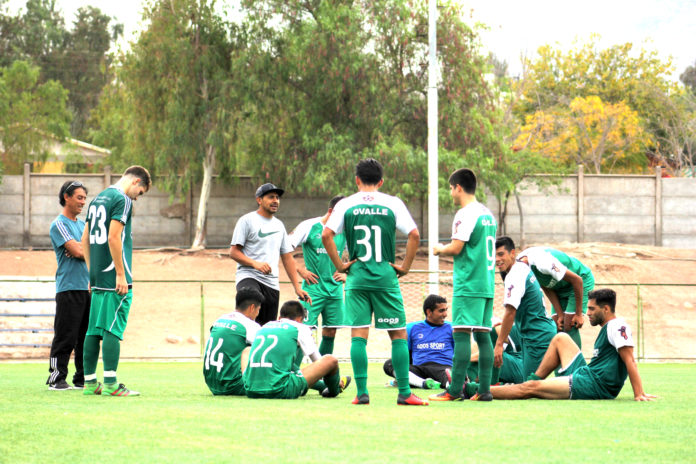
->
xmin=390 ymin=262 xmax=410 ymax=278
xmin=552 ymin=314 xmax=562 ymax=332
xmin=571 ymin=314 xmax=584 ymax=330
xmin=432 ymin=245 xmax=442 ymax=256
xmin=297 ymin=290 xmax=312 ymax=306
xmin=65 ymin=249 xmax=74 ymax=259
xmin=635 ymin=393 xmax=657 ymax=401
xmin=115 ymin=274 xmax=128 ymax=296
xmin=299 ymin=268 xmax=319 ymax=284
xmin=332 ymin=271 xmax=347 ymax=283
xmin=337 ymin=259 xmax=356 ymax=274
xmin=494 ymin=344 xmax=504 ymax=368
xmin=253 ymin=261 xmax=272 ymax=274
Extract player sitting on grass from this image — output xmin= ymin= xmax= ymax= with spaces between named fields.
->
xmin=486 ymin=288 xmax=656 ymax=401
xmin=243 ymin=300 xmax=350 ymax=399
xmin=383 ymin=294 xmax=453 ymax=390
xmin=203 ymin=287 xmax=263 ymax=396
xmin=468 ymin=321 xmax=525 ymax=385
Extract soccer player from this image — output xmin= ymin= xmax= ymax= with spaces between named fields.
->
xmin=493 ymin=236 xmax=556 ymax=378
xmin=289 ymin=195 xmax=346 ymax=356
xmin=80 ymin=165 xmax=151 ymax=397
xmin=517 ymin=246 xmax=595 ymax=348
xmin=468 ymin=322 xmax=525 ymax=385
xmin=203 ymin=287 xmax=264 ymax=396
xmin=46 ymin=181 xmax=90 ymax=390
xmin=323 ymin=158 xmax=428 ymax=406
xmin=243 ymin=300 xmax=350 ymax=399
xmin=429 ymin=168 xmax=497 ymax=402
xmin=383 ymin=294 xmax=453 ymax=389
xmin=489 ymin=288 xmax=656 ymax=401
xmin=229 ymin=183 xmax=310 ymax=326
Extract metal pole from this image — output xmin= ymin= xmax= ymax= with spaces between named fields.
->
xmin=200 ymin=281 xmax=205 ymax=357
xmin=427 ymin=0 xmax=439 ymax=295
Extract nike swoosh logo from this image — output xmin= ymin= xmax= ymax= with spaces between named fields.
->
xmin=258 ymin=230 xmax=279 ymax=238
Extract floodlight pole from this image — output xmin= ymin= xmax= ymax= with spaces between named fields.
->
xmin=427 ymin=0 xmax=439 ymax=295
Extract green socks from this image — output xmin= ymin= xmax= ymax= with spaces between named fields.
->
xmin=324 ymin=370 xmax=341 ymax=397
xmin=448 ymin=332 xmax=471 ymax=396
xmin=318 ymin=336 xmax=335 ymax=356
xmin=350 ymin=337 xmax=369 ymax=396
xmin=83 ymin=335 xmax=101 ymax=378
xmin=102 ymin=331 xmax=121 ymax=385
xmin=391 ymin=338 xmax=411 ymax=397
xmin=474 ymin=332 xmax=493 ymax=394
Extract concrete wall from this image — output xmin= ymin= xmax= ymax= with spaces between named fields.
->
xmin=1 ymin=165 xmax=695 ymax=249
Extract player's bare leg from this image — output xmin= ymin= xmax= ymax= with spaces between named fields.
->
xmin=534 ymin=333 xmax=580 ymax=379
xmin=491 ymin=377 xmax=571 ymax=399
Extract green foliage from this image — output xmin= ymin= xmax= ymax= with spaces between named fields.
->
xmin=0 ymin=60 xmax=70 ymax=173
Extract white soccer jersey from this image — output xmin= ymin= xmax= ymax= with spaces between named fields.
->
xmin=280 ymin=318 xmax=320 ymax=359
xmin=518 ymin=247 xmax=567 ymax=281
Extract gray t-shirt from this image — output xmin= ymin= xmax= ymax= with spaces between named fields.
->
xmin=230 ymin=211 xmax=293 ymax=290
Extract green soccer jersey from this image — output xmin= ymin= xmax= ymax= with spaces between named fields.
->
xmin=586 ymin=317 xmax=632 ymax=398
xmin=519 ymin=247 xmax=592 ymax=295
xmin=290 ymin=218 xmax=346 ymax=298
xmin=203 ymin=312 xmax=261 ymax=395
xmin=325 ymin=191 xmax=417 ymax=291
xmin=451 ymin=201 xmax=497 ymax=297
xmin=243 ymin=318 xmax=318 ymax=394
xmin=85 ymin=185 xmax=133 ymax=291
xmin=502 ymin=261 xmax=557 ymax=347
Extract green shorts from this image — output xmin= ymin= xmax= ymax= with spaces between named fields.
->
xmin=246 ymin=372 xmax=309 ymax=399
xmin=209 ymin=381 xmax=246 ymax=396
xmin=522 ymin=343 xmax=552 ymax=378
xmin=302 ymin=295 xmax=344 ymax=328
xmin=555 ymin=272 xmax=595 ymax=315
xmin=86 ymin=289 xmax=132 ymax=340
xmin=570 ymin=366 xmax=616 ymax=400
xmin=345 ymin=289 xmax=406 ymax=330
xmin=451 ymin=296 xmax=493 ymax=330
xmin=500 ymin=353 xmax=525 ymax=384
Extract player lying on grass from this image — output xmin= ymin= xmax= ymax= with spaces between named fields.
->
xmin=383 ymin=294 xmax=453 ymax=390
xmin=203 ymin=287 xmax=263 ymax=396
xmin=243 ymin=300 xmax=350 ymax=399
xmin=484 ymin=288 xmax=656 ymax=401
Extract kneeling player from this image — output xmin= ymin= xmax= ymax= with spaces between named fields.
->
xmin=244 ymin=300 xmax=350 ymax=399
xmin=203 ymin=287 xmax=264 ymax=395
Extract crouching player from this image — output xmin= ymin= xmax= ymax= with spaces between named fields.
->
xmin=489 ymin=289 xmax=656 ymax=401
xmin=244 ymin=301 xmax=350 ymax=399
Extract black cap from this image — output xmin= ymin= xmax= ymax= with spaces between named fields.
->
xmin=255 ymin=183 xmax=285 ymax=198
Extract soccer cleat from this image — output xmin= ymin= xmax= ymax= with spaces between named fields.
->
xmin=83 ymin=381 xmax=103 ymax=395
xmin=48 ymin=379 xmax=71 ymax=391
xmin=397 ymin=393 xmax=429 ymax=406
xmin=470 ymin=391 xmax=493 ymax=401
xmin=423 ymin=378 xmax=441 ymax=390
xmin=428 ymin=390 xmax=465 ymax=401
xmin=352 ymin=393 xmax=370 ymax=405
xmin=103 ymin=383 xmax=140 ymax=397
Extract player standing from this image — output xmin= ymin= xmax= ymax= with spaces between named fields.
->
xmin=323 ymin=158 xmax=428 ymax=406
xmin=80 ymin=165 xmax=151 ymax=397
xmin=289 ymin=195 xmax=346 ymax=355
xmin=430 ymin=168 xmax=497 ymax=402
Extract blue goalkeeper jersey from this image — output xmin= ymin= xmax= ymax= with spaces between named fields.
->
xmin=407 ymin=321 xmax=454 ymax=366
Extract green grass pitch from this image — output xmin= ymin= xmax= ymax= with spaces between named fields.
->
xmin=1 ymin=362 xmax=694 ymax=463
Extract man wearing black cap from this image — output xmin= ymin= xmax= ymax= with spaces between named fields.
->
xmin=229 ymin=183 xmax=311 ymax=325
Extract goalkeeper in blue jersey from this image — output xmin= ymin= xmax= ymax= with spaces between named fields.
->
xmin=383 ymin=295 xmax=454 ymax=389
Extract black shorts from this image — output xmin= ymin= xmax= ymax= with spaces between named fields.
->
xmin=237 ymin=278 xmax=280 ymax=326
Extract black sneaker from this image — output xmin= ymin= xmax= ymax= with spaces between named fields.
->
xmin=73 ymin=381 xmax=85 ymax=389
xmin=48 ymin=379 xmax=71 ymax=391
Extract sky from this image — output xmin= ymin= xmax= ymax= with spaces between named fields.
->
xmin=6 ymin=0 xmax=696 ymax=80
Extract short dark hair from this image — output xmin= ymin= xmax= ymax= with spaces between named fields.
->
xmin=236 ymin=287 xmax=264 ymax=311
xmin=423 ymin=294 xmax=447 ymax=316
xmin=329 ymin=195 xmax=345 ymax=210
xmin=279 ymin=300 xmax=306 ymax=320
xmin=496 ymin=236 xmax=515 ymax=252
xmin=123 ymin=165 xmax=152 ymax=190
xmin=448 ymin=168 xmax=477 ymax=194
xmin=58 ymin=181 xmax=87 ymax=206
xmin=589 ymin=288 xmax=616 ymax=313
xmin=355 ymin=158 xmax=383 ymax=185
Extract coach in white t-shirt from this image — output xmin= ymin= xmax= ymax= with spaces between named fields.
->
xmin=229 ymin=183 xmax=311 ymax=325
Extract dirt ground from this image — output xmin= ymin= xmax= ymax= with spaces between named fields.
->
xmin=1 ymin=242 xmax=695 ymax=362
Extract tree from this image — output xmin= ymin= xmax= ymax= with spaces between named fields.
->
xmin=653 ymin=88 xmax=696 ymax=176
xmin=0 ymin=60 xmax=70 ymax=173
xmin=680 ymin=60 xmax=696 ymax=94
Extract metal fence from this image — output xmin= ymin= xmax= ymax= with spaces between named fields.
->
xmin=1 ymin=275 xmax=694 ymax=361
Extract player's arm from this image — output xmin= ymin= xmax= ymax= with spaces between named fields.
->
xmin=495 ymin=305 xmax=516 ymax=368
xmin=229 ymin=245 xmax=271 ymax=274
xmin=432 ymin=239 xmax=464 ymax=257
xmin=562 ymin=270 xmax=585 ymax=329
xmin=618 ymin=346 xmax=656 ymax=401
xmin=63 ymin=239 xmax=85 ymax=260
xmin=80 ymin=222 xmax=90 ymax=272
xmin=391 ymin=227 xmax=420 ymax=277
xmin=322 ymin=228 xmax=354 ymax=273
xmin=280 ymin=252 xmax=311 ymax=305
xmin=542 ymin=287 xmax=564 ymax=331
xmin=108 ymin=220 xmax=127 ymax=295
